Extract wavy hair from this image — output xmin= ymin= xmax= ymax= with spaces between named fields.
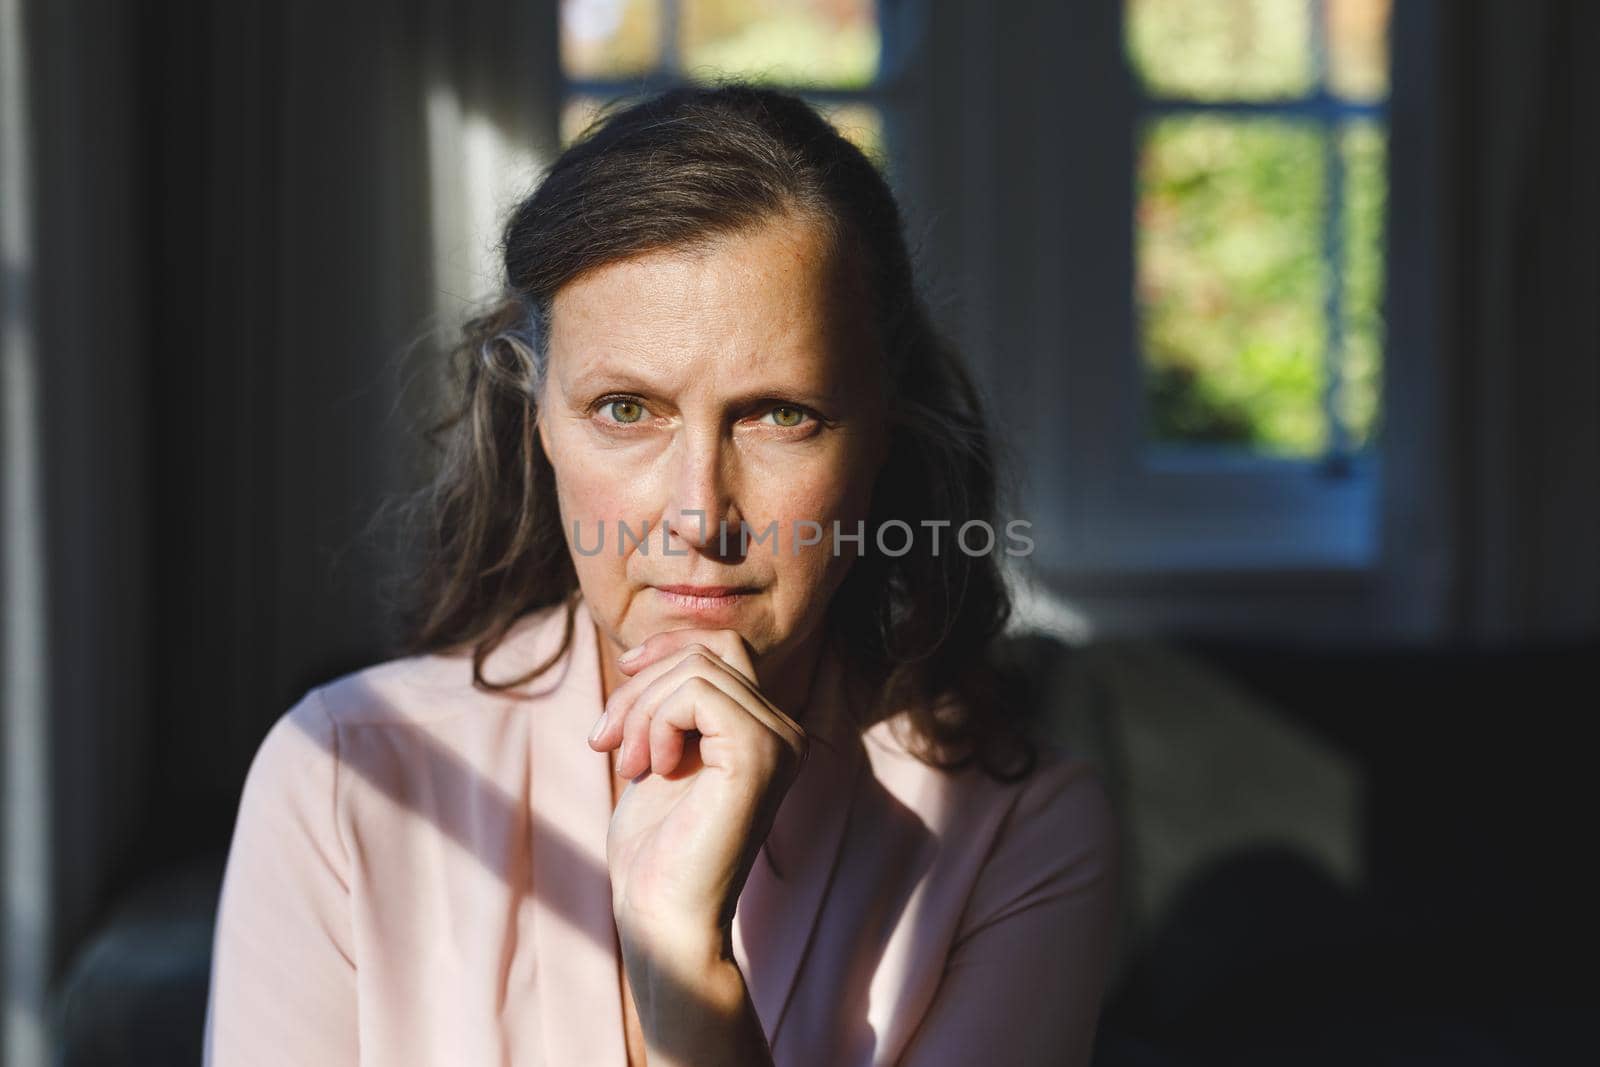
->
xmin=387 ymin=83 xmax=1039 ymax=781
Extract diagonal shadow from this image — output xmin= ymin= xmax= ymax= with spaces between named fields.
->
xmin=780 ymin=745 xmax=935 ymax=1064
xmin=286 ymin=671 xmax=596 ymax=929
xmin=273 ymin=669 xmax=826 ymax=1063
xmin=281 ymin=673 xmax=744 ymax=1061
xmin=274 ymin=665 xmax=965 ymax=1064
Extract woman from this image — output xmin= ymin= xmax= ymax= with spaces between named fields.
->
xmin=203 ymin=84 xmax=1118 ymax=1066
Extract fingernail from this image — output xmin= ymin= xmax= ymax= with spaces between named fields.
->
xmin=618 ymin=644 xmax=642 ymax=664
xmin=588 ymin=710 xmax=608 ymax=743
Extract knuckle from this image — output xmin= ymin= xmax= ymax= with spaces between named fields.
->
xmin=669 ymin=647 xmax=711 ymax=675
xmin=670 ymin=674 xmax=716 ymax=702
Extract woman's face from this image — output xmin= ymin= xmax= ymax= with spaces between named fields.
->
xmin=536 ymin=210 xmax=889 ymax=694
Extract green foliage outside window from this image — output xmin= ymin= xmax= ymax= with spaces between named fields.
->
xmin=1127 ymin=0 xmax=1390 ymax=458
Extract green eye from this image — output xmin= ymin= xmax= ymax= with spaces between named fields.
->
xmin=602 ymin=399 xmax=645 ymax=424
xmin=768 ymin=406 xmax=807 ymax=428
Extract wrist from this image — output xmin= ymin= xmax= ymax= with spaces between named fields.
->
xmin=617 ymin=919 xmax=732 ymax=996
xmin=614 ymin=892 xmax=730 ymax=960
xmin=620 ymin=933 xmax=763 ymax=1065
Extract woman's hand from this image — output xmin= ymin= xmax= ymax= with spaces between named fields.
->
xmin=588 ymin=627 xmax=808 ymax=950
xmin=586 ymin=627 xmax=805 ymax=1066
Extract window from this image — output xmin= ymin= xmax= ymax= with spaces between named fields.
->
xmin=1125 ymin=0 xmax=1392 ymax=470
xmin=557 ymin=0 xmax=902 ymax=167
xmin=1015 ymin=0 xmax=1393 ymax=580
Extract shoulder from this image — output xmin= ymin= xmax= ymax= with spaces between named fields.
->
xmin=227 ymin=688 xmax=349 ymax=879
xmin=995 ymin=744 xmax=1119 ymax=892
xmin=943 ymin=743 xmax=1120 ymax=947
xmin=242 ymin=687 xmax=338 ymax=803
xmin=237 ymin=599 xmax=581 ymax=821
xmin=865 ymin=715 xmax=1115 ymax=843
xmin=306 ymin=598 xmax=578 ymax=732
xmin=863 ymin=717 xmax=1118 ymax=901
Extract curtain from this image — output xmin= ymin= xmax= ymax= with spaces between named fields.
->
xmin=1446 ymin=0 xmax=1600 ymax=640
xmin=1385 ymin=0 xmax=1600 ymax=643
xmin=3 ymin=2 xmax=560 ymax=1060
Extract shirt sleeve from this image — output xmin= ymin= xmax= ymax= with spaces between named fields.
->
xmin=203 ymin=688 xmax=360 ymax=1066
xmin=895 ymin=755 xmax=1120 ymax=1067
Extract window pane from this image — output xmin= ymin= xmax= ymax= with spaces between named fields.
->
xmin=814 ymin=100 xmax=884 ymax=168
xmin=1338 ymin=120 xmax=1386 ymax=450
xmin=1126 ymin=0 xmax=1314 ymax=101
xmin=1326 ymin=0 xmax=1391 ymax=101
xmin=1137 ymin=115 xmax=1329 ymax=455
xmin=560 ymin=94 xmax=608 ymax=147
xmin=681 ymin=0 xmax=880 ymax=89
xmin=561 ymin=0 xmax=661 ymax=80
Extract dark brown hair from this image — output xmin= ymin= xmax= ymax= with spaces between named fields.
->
xmin=388 ymin=82 xmax=1039 ymax=781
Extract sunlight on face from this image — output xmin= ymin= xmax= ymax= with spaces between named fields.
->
xmin=536 ymin=210 xmax=889 ymax=689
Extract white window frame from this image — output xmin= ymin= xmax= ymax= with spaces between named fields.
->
xmin=898 ymin=0 xmax=1457 ymax=641
xmin=1020 ymin=0 xmax=1389 ymax=582
xmin=1076 ymin=0 xmax=1386 ymax=578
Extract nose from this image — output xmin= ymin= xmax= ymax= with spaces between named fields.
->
xmin=662 ymin=426 xmax=739 ymax=554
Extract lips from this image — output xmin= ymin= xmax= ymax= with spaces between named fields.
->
xmin=649 ymin=584 xmax=757 ymax=616
xmin=651 ymin=584 xmax=755 ymax=597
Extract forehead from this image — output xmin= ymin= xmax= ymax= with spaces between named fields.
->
xmin=546 ymin=212 xmax=874 ymax=389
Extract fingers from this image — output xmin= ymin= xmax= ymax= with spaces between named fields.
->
xmin=617 ymin=628 xmax=759 ymax=687
xmin=595 ymin=644 xmax=808 ymax=781
xmin=645 ymin=676 xmax=721 ymax=778
xmin=591 ymin=638 xmax=761 ymax=754
xmin=619 ymin=656 xmax=739 ymax=778
xmin=631 ymin=645 xmax=804 ymax=748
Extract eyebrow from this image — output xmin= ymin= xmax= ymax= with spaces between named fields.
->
xmin=565 ymin=365 xmax=662 ymax=397
xmin=565 ymin=364 xmax=841 ymax=409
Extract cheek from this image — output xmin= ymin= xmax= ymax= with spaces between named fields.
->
xmin=544 ymin=427 xmax=639 ymax=525
xmin=744 ymin=434 xmax=879 ymax=523
xmin=746 ymin=447 xmax=880 ymax=596
xmin=542 ymin=426 xmax=641 ymax=603
xmin=738 ymin=472 xmax=834 ymax=553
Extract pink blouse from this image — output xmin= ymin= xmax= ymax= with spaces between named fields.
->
xmin=202 ymin=594 xmax=1118 ymax=1065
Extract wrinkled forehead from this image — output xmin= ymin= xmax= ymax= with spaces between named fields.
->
xmin=544 ymin=214 xmax=880 ymax=400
